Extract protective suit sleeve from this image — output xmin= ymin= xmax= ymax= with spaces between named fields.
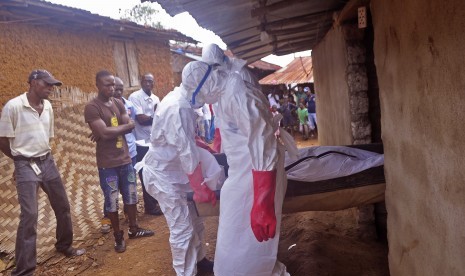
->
xmin=228 ymin=74 xmax=278 ymax=171
xmin=153 ymin=101 xmax=200 ymax=174
xmin=175 ymin=107 xmax=201 ymax=174
xmin=223 ymin=72 xmax=279 ymax=242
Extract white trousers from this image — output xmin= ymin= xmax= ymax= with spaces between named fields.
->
xmin=143 ymin=169 xmax=205 ymax=276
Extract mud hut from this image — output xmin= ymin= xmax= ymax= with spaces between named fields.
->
xmin=0 ymin=0 xmax=194 ymax=263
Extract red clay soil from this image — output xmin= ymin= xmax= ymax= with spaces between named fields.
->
xmin=8 ymin=137 xmax=389 ymax=276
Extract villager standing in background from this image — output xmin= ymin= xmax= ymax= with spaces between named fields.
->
xmin=99 ymin=76 xmax=138 ymax=234
xmin=84 ymin=70 xmax=153 ymax=253
xmin=0 ymin=69 xmax=85 ymax=275
xmin=305 ymin=87 xmax=317 ymax=137
xmin=128 ymin=73 xmax=163 ymax=216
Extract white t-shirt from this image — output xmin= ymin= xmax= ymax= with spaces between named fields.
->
xmin=267 ymin=93 xmax=280 ymax=108
xmin=128 ymin=89 xmax=160 ymax=141
xmin=0 ymin=92 xmax=53 ymax=157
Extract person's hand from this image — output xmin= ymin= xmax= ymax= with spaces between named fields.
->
xmin=251 ymin=170 xmax=277 ymax=242
xmin=127 ymin=120 xmax=135 ymax=129
xmin=88 ymin=133 xmax=99 ymax=142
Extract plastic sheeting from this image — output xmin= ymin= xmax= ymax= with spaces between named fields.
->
xmin=285 ymin=146 xmax=384 ymax=182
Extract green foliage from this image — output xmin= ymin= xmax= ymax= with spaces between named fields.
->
xmin=120 ymin=3 xmax=164 ymax=29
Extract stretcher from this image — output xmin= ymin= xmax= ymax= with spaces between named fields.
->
xmin=188 ymin=143 xmax=385 ymax=216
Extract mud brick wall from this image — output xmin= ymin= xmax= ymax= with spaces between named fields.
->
xmin=134 ymin=39 xmax=174 ymax=99
xmin=0 ymin=23 xmax=113 ymax=104
xmin=0 ymin=23 xmax=175 ymax=106
xmin=372 ymin=0 xmax=465 ymax=274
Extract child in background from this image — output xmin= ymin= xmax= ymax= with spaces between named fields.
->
xmin=279 ymin=97 xmax=297 ymax=136
xmin=271 ymin=105 xmax=280 ymax=117
xmin=297 ymin=101 xmax=310 ymax=140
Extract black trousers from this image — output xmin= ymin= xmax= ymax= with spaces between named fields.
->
xmin=136 ymin=145 xmax=159 ymax=213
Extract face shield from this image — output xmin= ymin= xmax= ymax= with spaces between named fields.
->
xmin=182 ymin=61 xmax=225 ymax=108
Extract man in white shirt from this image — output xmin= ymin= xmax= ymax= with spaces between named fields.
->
xmin=0 ymin=70 xmax=85 ymax=275
xmin=268 ymin=90 xmax=281 ymax=109
xmin=128 ymin=73 xmax=162 ymax=215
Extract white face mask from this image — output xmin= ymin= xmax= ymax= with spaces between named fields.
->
xmin=190 ymin=68 xmax=226 ymax=107
xmin=189 ymin=65 xmax=213 ymax=108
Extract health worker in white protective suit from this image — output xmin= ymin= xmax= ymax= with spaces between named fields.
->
xmin=140 ymin=61 xmax=225 ymax=276
xmin=202 ymin=43 xmax=260 ymax=153
xmin=202 ymin=44 xmax=289 ymax=276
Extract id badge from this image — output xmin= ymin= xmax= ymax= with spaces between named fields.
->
xmin=30 ymin=161 xmax=42 ymax=175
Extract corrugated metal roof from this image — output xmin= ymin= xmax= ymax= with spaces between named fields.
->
xmin=249 ymin=60 xmax=281 ymax=71
xmin=259 ymin=56 xmax=313 ymax=85
xmin=0 ymin=0 xmax=196 ymax=43
xmin=147 ymin=0 xmax=348 ymax=62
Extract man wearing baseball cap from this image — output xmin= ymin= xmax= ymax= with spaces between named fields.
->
xmin=0 ymin=69 xmax=85 ymax=276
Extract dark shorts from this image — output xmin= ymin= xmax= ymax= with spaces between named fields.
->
xmin=98 ymin=163 xmax=137 ymax=213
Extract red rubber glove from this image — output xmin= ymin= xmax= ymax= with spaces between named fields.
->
xmin=251 ymin=170 xmax=277 ymax=242
xmin=187 ymin=163 xmax=217 ymax=206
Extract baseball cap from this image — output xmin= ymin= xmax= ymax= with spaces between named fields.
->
xmin=28 ymin=69 xmax=62 ymax=86
xmin=304 ymin=87 xmax=310 ymax=92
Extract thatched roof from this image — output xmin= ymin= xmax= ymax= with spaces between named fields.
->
xmin=0 ymin=0 xmax=196 ymax=43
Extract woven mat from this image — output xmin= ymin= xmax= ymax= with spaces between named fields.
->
xmin=0 ymin=104 xmax=103 ymax=263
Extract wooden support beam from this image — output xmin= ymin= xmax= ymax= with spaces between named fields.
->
xmin=229 ymin=36 xmax=261 ymax=52
xmin=267 ymin=22 xmax=332 ymax=36
xmin=273 ymin=38 xmax=318 ymax=54
xmin=262 ymin=9 xmax=335 ymax=30
xmin=222 ymin=25 xmax=257 ymax=39
xmin=251 ymin=0 xmax=308 ymax=18
xmin=336 ymin=0 xmax=370 ymax=26
xmin=233 ymin=42 xmax=270 ymax=57
xmin=240 ymin=51 xmax=270 ymax=63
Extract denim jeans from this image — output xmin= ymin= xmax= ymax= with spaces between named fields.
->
xmin=12 ymin=154 xmax=73 ymax=276
xmin=98 ymin=162 xmax=137 ymax=214
xmin=308 ymin=113 xmax=317 ymax=130
xmin=102 ymin=157 xmax=136 ymax=217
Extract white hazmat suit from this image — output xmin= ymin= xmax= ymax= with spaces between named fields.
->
xmin=202 ymin=44 xmax=289 ymax=276
xmin=202 ymin=43 xmax=260 ymax=153
xmin=140 ymin=61 xmax=225 ymax=276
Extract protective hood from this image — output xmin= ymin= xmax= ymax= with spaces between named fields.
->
xmin=181 ymin=61 xmax=225 ymax=108
xmin=202 ymin=43 xmax=227 ymax=66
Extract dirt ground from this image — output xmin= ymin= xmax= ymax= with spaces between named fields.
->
xmin=4 ymin=135 xmax=390 ymax=276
